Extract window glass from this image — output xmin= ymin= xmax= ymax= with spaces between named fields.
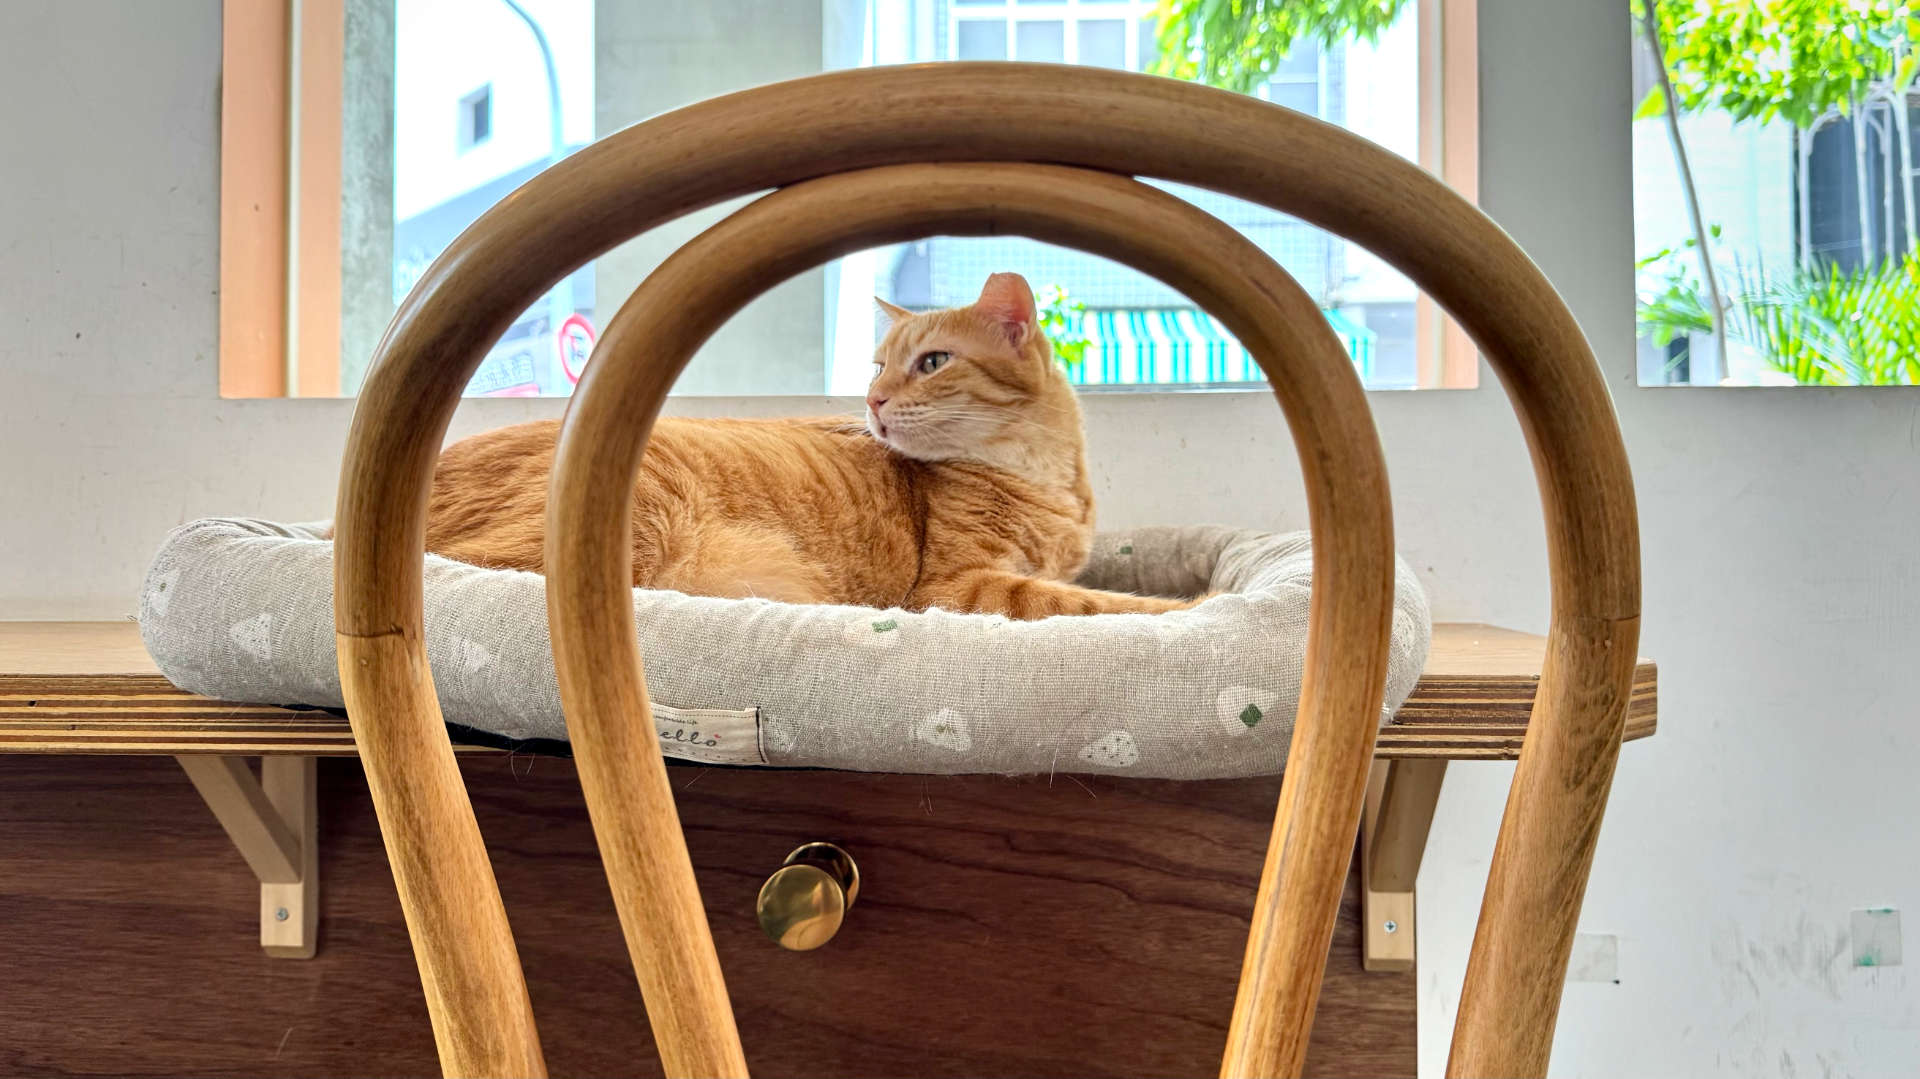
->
xmin=1267 ymin=81 xmax=1319 ymax=115
xmin=955 ymin=18 xmax=1007 ymax=60
xmin=1632 ymin=5 xmax=1918 ymax=386
xmin=1078 ymin=20 xmax=1127 ymax=69
xmin=1014 ymin=20 xmax=1065 ymax=63
xmin=910 ymin=1 xmax=1424 ymax=394
xmin=1271 ymin=45 xmax=1319 ymax=79
xmin=458 ymin=86 xmax=492 ymax=149
xmin=388 ymin=0 xmax=594 ymax=398
xmin=298 ymin=0 xmax=1451 ymax=397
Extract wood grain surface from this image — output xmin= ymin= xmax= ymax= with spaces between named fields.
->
xmin=0 ymin=755 xmax=1412 ymax=1077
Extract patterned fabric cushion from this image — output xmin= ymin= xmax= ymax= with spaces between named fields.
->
xmin=139 ymin=518 xmax=1430 ymax=780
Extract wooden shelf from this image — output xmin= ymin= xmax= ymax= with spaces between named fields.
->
xmin=0 ymin=621 xmax=1654 ymax=760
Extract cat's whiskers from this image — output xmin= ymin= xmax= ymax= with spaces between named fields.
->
xmin=927 ymin=405 xmax=1078 ymax=444
xmin=912 ymin=402 xmax=1084 ymax=487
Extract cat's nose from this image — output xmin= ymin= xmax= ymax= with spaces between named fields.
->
xmin=866 ymin=394 xmax=888 ymax=413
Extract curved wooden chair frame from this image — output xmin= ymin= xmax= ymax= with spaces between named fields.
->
xmin=551 ymin=163 xmax=1396 ymax=1078
xmin=334 ymin=64 xmax=1639 ymax=1079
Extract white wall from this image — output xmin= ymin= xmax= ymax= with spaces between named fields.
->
xmin=392 ymin=0 xmax=594 ymax=220
xmin=2 ymin=1 xmax=1917 ymax=1075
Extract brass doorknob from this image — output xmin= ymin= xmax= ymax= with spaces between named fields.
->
xmin=756 ymin=842 xmax=860 ymax=951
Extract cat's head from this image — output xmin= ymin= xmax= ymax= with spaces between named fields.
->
xmin=866 ymin=272 xmax=1083 ymax=478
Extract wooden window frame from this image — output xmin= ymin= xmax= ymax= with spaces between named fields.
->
xmin=219 ymin=0 xmax=343 ymax=398
xmin=1418 ymin=0 xmax=1481 ymax=388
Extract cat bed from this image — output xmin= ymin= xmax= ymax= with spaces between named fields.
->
xmin=139 ymin=518 xmax=1430 ymax=780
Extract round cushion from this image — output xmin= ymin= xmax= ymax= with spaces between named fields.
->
xmin=139 ymin=518 xmax=1429 ymax=780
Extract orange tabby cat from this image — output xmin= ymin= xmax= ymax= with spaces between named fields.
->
xmin=425 ymin=272 xmax=1195 ymax=619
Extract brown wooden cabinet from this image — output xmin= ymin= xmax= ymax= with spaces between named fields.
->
xmin=0 ymin=755 xmax=1411 ymax=1077
xmin=0 ymin=621 xmax=1656 ymax=1074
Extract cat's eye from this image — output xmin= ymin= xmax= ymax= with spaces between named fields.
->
xmin=916 ymin=351 xmax=951 ymax=374
xmin=870 ymin=361 xmax=883 ymax=381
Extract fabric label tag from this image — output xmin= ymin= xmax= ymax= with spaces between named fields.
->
xmin=652 ymin=703 xmax=767 ymax=766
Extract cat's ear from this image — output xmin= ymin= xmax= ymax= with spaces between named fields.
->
xmin=973 ymin=272 xmax=1037 ymax=347
xmin=874 ymin=297 xmax=914 ymax=324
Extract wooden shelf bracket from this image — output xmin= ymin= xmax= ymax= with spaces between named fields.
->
xmin=1360 ymin=758 xmax=1447 ymax=972
xmin=175 ymin=755 xmax=319 ymax=958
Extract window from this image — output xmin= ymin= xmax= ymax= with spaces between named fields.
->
xmin=219 ymin=0 xmax=1477 ymax=397
xmin=1632 ymin=6 xmax=1918 ymax=386
xmin=954 ymin=18 xmax=1006 ymax=59
xmin=457 ymin=85 xmax=492 ymax=150
xmin=1804 ymin=103 xmax=1920 ymax=271
xmin=1260 ymin=40 xmax=1324 ymax=115
xmin=948 ymin=1 xmax=1152 ymax=68
xmin=220 ymin=0 xmax=596 ymax=399
xmin=832 ymin=0 xmax=1454 ymax=396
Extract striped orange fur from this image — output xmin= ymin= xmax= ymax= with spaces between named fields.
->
xmin=425 ymin=273 xmax=1197 ymax=619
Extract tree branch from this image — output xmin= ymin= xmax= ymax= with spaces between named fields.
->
xmin=1637 ymin=0 xmax=1729 ymax=382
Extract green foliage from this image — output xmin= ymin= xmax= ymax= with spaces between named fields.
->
xmin=1638 ymin=245 xmax=1920 ymax=384
xmin=1727 ymin=255 xmax=1920 ymax=385
xmin=1636 ymin=242 xmax=1716 ymax=348
xmin=1634 ymin=0 xmax=1919 ymax=126
xmin=1036 ymin=284 xmax=1090 ymax=370
xmin=1150 ymin=0 xmax=1411 ymax=94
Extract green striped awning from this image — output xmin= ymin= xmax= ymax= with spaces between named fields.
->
xmin=1064 ymin=308 xmax=1375 ymax=386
